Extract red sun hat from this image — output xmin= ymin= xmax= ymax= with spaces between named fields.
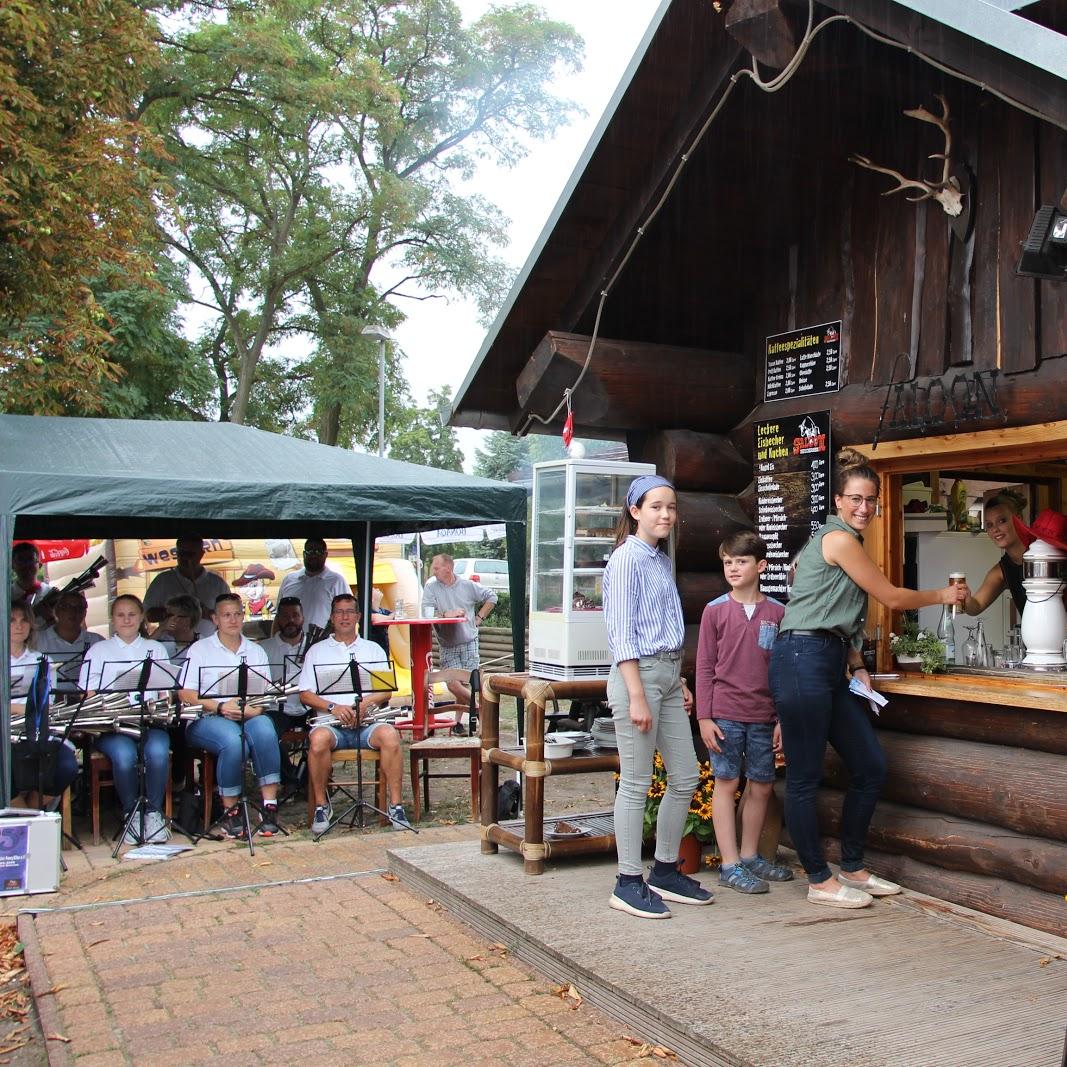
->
xmin=1013 ymin=508 xmax=1067 ymax=553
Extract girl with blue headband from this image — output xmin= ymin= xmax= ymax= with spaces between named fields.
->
xmin=601 ymin=475 xmax=713 ymax=917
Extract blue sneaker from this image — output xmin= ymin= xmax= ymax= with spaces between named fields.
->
xmin=609 ymin=877 xmax=672 ymax=919
xmin=646 ymin=866 xmax=714 ymax=906
xmin=741 ymin=855 xmax=794 ymax=882
xmin=719 ymin=862 xmax=769 ymax=894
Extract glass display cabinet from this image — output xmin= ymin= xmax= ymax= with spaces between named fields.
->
xmin=529 ymin=458 xmax=656 ymax=679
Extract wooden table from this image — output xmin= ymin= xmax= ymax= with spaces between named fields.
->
xmin=479 ymin=673 xmax=618 ymax=874
xmin=380 ymin=616 xmax=464 ymax=740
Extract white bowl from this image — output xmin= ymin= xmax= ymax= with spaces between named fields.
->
xmin=527 ymin=736 xmax=575 ymax=759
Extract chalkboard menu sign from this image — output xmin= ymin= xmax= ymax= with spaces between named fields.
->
xmin=754 ymin=411 xmax=832 ymax=598
xmin=764 ymin=321 xmax=842 ymax=402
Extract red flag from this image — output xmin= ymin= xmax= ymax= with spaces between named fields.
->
xmin=562 ymin=410 xmax=574 ymax=448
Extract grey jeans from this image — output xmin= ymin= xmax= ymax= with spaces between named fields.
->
xmin=608 ymin=656 xmax=700 ymax=876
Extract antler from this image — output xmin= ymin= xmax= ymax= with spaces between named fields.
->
xmin=850 ymin=94 xmax=963 ymax=217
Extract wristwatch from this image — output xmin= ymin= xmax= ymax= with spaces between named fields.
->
xmin=326 ymin=702 xmax=336 ymax=715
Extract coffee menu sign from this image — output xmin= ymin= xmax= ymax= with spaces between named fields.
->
xmin=754 ymin=411 xmax=832 ymax=598
xmin=764 ymin=321 xmax=842 ymax=402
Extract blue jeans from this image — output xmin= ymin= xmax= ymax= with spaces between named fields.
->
xmin=608 ymin=656 xmax=699 ymax=876
xmin=768 ymin=632 xmax=887 ymax=883
xmin=709 ymin=719 xmax=776 ymax=783
xmin=185 ymin=713 xmax=281 ymax=795
xmin=95 ymin=729 xmax=170 ymax=813
xmin=312 ymin=722 xmax=386 ymax=749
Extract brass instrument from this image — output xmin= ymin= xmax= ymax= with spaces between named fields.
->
xmin=178 ymin=683 xmax=300 ymax=718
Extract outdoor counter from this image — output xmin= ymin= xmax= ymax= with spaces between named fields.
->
xmin=878 ymin=667 xmax=1067 ymax=712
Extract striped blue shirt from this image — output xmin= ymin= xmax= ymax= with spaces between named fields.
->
xmin=603 ymin=535 xmax=685 ymax=663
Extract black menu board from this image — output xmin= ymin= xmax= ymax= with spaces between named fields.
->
xmin=764 ymin=321 xmax=842 ymax=402
xmin=754 ymin=411 xmax=832 ymax=598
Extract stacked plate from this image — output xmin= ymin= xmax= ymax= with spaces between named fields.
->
xmin=591 ymin=718 xmax=617 ymax=749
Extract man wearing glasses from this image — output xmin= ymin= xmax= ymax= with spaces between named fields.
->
xmin=259 ymin=596 xmax=311 ymax=787
xmin=277 ymin=537 xmax=349 ymax=629
xmin=299 ymin=594 xmax=410 ymax=833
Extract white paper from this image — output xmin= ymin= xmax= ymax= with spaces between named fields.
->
xmin=122 ymin=843 xmax=195 ymax=862
xmin=849 ymin=676 xmax=888 ymax=716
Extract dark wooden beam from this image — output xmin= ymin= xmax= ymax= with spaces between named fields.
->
xmin=724 ymin=0 xmax=798 ymax=70
xmin=515 ymin=332 xmax=754 ymax=435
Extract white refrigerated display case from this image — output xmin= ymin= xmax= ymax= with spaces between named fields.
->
xmin=529 ymin=459 xmax=656 ymax=680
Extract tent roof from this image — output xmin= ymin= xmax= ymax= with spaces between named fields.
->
xmin=0 ymin=415 xmax=526 ymax=538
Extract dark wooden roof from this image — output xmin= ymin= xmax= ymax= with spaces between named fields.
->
xmin=449 ymin=0 xmax=1067 ymax=433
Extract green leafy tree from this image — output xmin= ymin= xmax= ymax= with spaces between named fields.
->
xmin=388 ymin=386 xmax=464 ymax=471
xmin=474 ymin=431 xmax=528 ymax=482
xmin=143 ymin=0 xmax=583 ymax=444
xmin=0 ymin=0 xmax=163 ymax=413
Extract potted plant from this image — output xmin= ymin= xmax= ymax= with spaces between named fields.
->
xmin=890 ymin=619 xmax=946 ymax=673
xmin=641 ymin=751 xmax=717 ymax=872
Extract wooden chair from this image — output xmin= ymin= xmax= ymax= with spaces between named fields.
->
xmin=89 ymin=751 xmax=173 ymax=846
xmin=307 ymin=747 xmax=387 ymax=828
xmin=409 ymin=737 xmax=481 ymax=821
xmin=183 ymin=748 xmax=217 ymax=832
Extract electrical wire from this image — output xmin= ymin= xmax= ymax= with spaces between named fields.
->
xmin=517 ymin=0 xmax=1064 ymax=439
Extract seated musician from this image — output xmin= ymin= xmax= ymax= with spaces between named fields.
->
xmin=154 ymin=595 xmax=201 ymax=663
xmin=299 ymin=594 xmax=410 ymax=833
xmin=258 ymin=596 xmax=309 ymax=787
xmin=37 ymin=591 xmax=104 ymax=694
xmin=179 ymin=593 xmax=282 ymax=839
xmin=10 ymin=542 xmax=54 ymax=628
xmin=80 ymin=595 xmax=172 ymax=844
xmin=9 ymin=601 xmax=79 ymax=805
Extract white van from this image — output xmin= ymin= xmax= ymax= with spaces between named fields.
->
xmin=452 ymin=557 xmax=510 ymax=592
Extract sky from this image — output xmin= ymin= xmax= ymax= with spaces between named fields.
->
xmin=391 ymin=0 xmax=664 ymax=468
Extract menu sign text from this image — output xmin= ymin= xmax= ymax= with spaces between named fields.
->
xmin=764 ymin=321 xmax=842 ymax=402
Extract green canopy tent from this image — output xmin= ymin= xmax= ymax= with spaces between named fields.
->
xmin=0 ymin=415 xmax=527 ymax=804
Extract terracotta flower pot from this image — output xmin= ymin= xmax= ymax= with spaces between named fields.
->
xmin=677 ymin=833 xmax=702 ymax=874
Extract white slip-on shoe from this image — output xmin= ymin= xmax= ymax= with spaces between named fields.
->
xmin=838 ymin=872 xmax=902 ymax=896
xmin=807 ymin=884 xmax=873 ymax=909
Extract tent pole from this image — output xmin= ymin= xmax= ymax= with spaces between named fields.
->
xmin=1 ymin=514 xmax=13 ymax=806
xmin=353 ymin=524 xmax=373 ymax=641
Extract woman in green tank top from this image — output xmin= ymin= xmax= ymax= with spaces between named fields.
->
xmin=769 ymin=463 xmax=968 ymax=908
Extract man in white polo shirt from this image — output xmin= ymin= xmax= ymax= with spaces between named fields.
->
xmin=299 ymin=593 xmax=409 ymax=834
xmin=36 ymin=591 xmax=104 ymax=693
xmin=179 ymin=593 xmax=282 ymax=839
xmin=143 ymin=536 xmax=230 ymax=635
xmin=277 ymin=537 xmax=349 ymax=630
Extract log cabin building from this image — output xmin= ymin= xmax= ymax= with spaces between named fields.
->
xmin=451 ymin=0 xmax=1067 ymax=935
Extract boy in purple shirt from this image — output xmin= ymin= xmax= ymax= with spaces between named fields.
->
xmin=696 ymin=530 xmax=794 ymax=893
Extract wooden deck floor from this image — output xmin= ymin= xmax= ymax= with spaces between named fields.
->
xmin=391 ymin=841 xmax=1067 ymax=1067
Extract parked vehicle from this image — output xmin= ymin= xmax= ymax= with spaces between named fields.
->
xmin=452 ymin=557 xmax=510 ymax=592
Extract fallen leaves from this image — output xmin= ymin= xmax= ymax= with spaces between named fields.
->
xmin=1039 ymin=954 xmax=1063 ymax=967
xmin=45 ymin=1033 xmax=71 ymax=1043
xmin=551 ymin=983 xmax=582 ymax=1010
xmin=379 ymin=872 xmax=399 ymax=882
xmin=623 ymin=1035 xmax=678 ymax=1058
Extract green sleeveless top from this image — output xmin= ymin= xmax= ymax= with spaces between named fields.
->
xmin=781 ymin=515 xmax=868 ymax=650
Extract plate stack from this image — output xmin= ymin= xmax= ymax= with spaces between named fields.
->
xmin=591 ymin=718 xmax=617 ymax=749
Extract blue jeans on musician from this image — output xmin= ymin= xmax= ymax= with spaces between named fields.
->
xmin=95 ymin=729 xmax=170 ymax=814
xmin=768 ymin=631 xmax=887 ymax=883
xmin=608 ymin=656 xmax=700 ymax=877
xmin=185 ymin=714 xmax=281 ymax=795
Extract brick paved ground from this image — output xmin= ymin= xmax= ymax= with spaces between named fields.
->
xmin=18 ymin=827 xmax=679 ymax=1066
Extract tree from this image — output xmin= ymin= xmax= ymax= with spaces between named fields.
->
xmin=0 ymin=0 xmax=163 ymax=413
xmin=474 ymin=431 xmax=528 ymax=482
xmin=388 ymin=386 xmax=464 ymax=471
xmin=143 ymin=0 xmax=583 ymax=444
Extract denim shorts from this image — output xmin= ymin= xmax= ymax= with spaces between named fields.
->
xmin=311 ymin=721 xmax=387 ymax=750
xmin=709 ymin=719 xmax=776 ymax=782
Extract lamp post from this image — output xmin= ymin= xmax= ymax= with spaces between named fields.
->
xmin=361 ymin=325 xmax=393 ymax=457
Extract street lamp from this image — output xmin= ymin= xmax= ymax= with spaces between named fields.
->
xmin=361 ymin=324 xmax=393 ymax=457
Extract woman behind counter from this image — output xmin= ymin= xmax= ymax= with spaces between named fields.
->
xmin=770 ymin=463 xmax=967 ymax=909
xmin=962 ymin=490 xmax=1028 ymax=618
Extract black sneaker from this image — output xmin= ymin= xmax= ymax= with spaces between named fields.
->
xmin=646 ymin=865 xmax=715 ymax=905
xmin=219 ymin=804 xmax=247 ymax=840
xmin=257 ymin=804 xmax=282 ymax=837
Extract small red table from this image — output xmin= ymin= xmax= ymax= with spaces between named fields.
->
xmin=381 ymin=616 xmax=465 ymax=740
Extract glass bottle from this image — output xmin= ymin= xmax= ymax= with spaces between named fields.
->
xmin=974 ymin=618 xmax=989 ymax=667
xmin=937 ymin=604 xmax=956 ymax=665
xmin=963 ymin=626 xmax=979 ymax=668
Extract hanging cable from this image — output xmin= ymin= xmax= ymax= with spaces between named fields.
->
xmin=516 ymin=0 xmax=1064 ymax=439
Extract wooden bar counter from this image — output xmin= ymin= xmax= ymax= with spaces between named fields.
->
xmin=479 ymin=673 xmax=617 ymax=875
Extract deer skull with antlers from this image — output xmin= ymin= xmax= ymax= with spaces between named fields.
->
xmin=850 ymin=94 xmax=964 ymax=217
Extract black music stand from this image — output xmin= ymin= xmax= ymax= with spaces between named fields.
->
xmin=94 ymin=656 xmax=186 ymax=858
xmin=196 ymin=660 xmax=288 ymax=857
xmin=309 ymin=657 xmax=413 ymax=840
xmin=274 ymin=653 xmax=310 ymax=802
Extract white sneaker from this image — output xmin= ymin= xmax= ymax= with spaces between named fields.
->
xmin=311 ymin=803 xmax=333 ymax=834
xmin=145 ymin=809 xmax=170 ymax=843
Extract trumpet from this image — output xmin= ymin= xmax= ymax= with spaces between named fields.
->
xmin=179 ymin=683 xmax=300 ymax=718
xmin=307 ymin=705 xmax=397 ymax=731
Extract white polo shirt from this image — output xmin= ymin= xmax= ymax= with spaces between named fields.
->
xmin=180 ymin=632 xmax=271 ymax=701
xmin=37 ymin=626 xmax=104 ymax=692
xmin=259 ymin=632 xmax=306 ymax=716
xmin=277 ymin=567 xmax=349 ymax=629
xmin=80 ymin=634 xmax=172 ymax=701
xmin=143 ymin=568 xmax=230 ymax=634
xmin=298 ymin=636 xmax=391 ymax=706
xmin=9 ymin=648 xmax=45 ymax=700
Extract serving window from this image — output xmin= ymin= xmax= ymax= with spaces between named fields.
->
xmin=855 ymin=420 xmax=1067 ymax=678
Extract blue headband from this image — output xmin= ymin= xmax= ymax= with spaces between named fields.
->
xmin=626 ymin=474 xmax=675 ymax=509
